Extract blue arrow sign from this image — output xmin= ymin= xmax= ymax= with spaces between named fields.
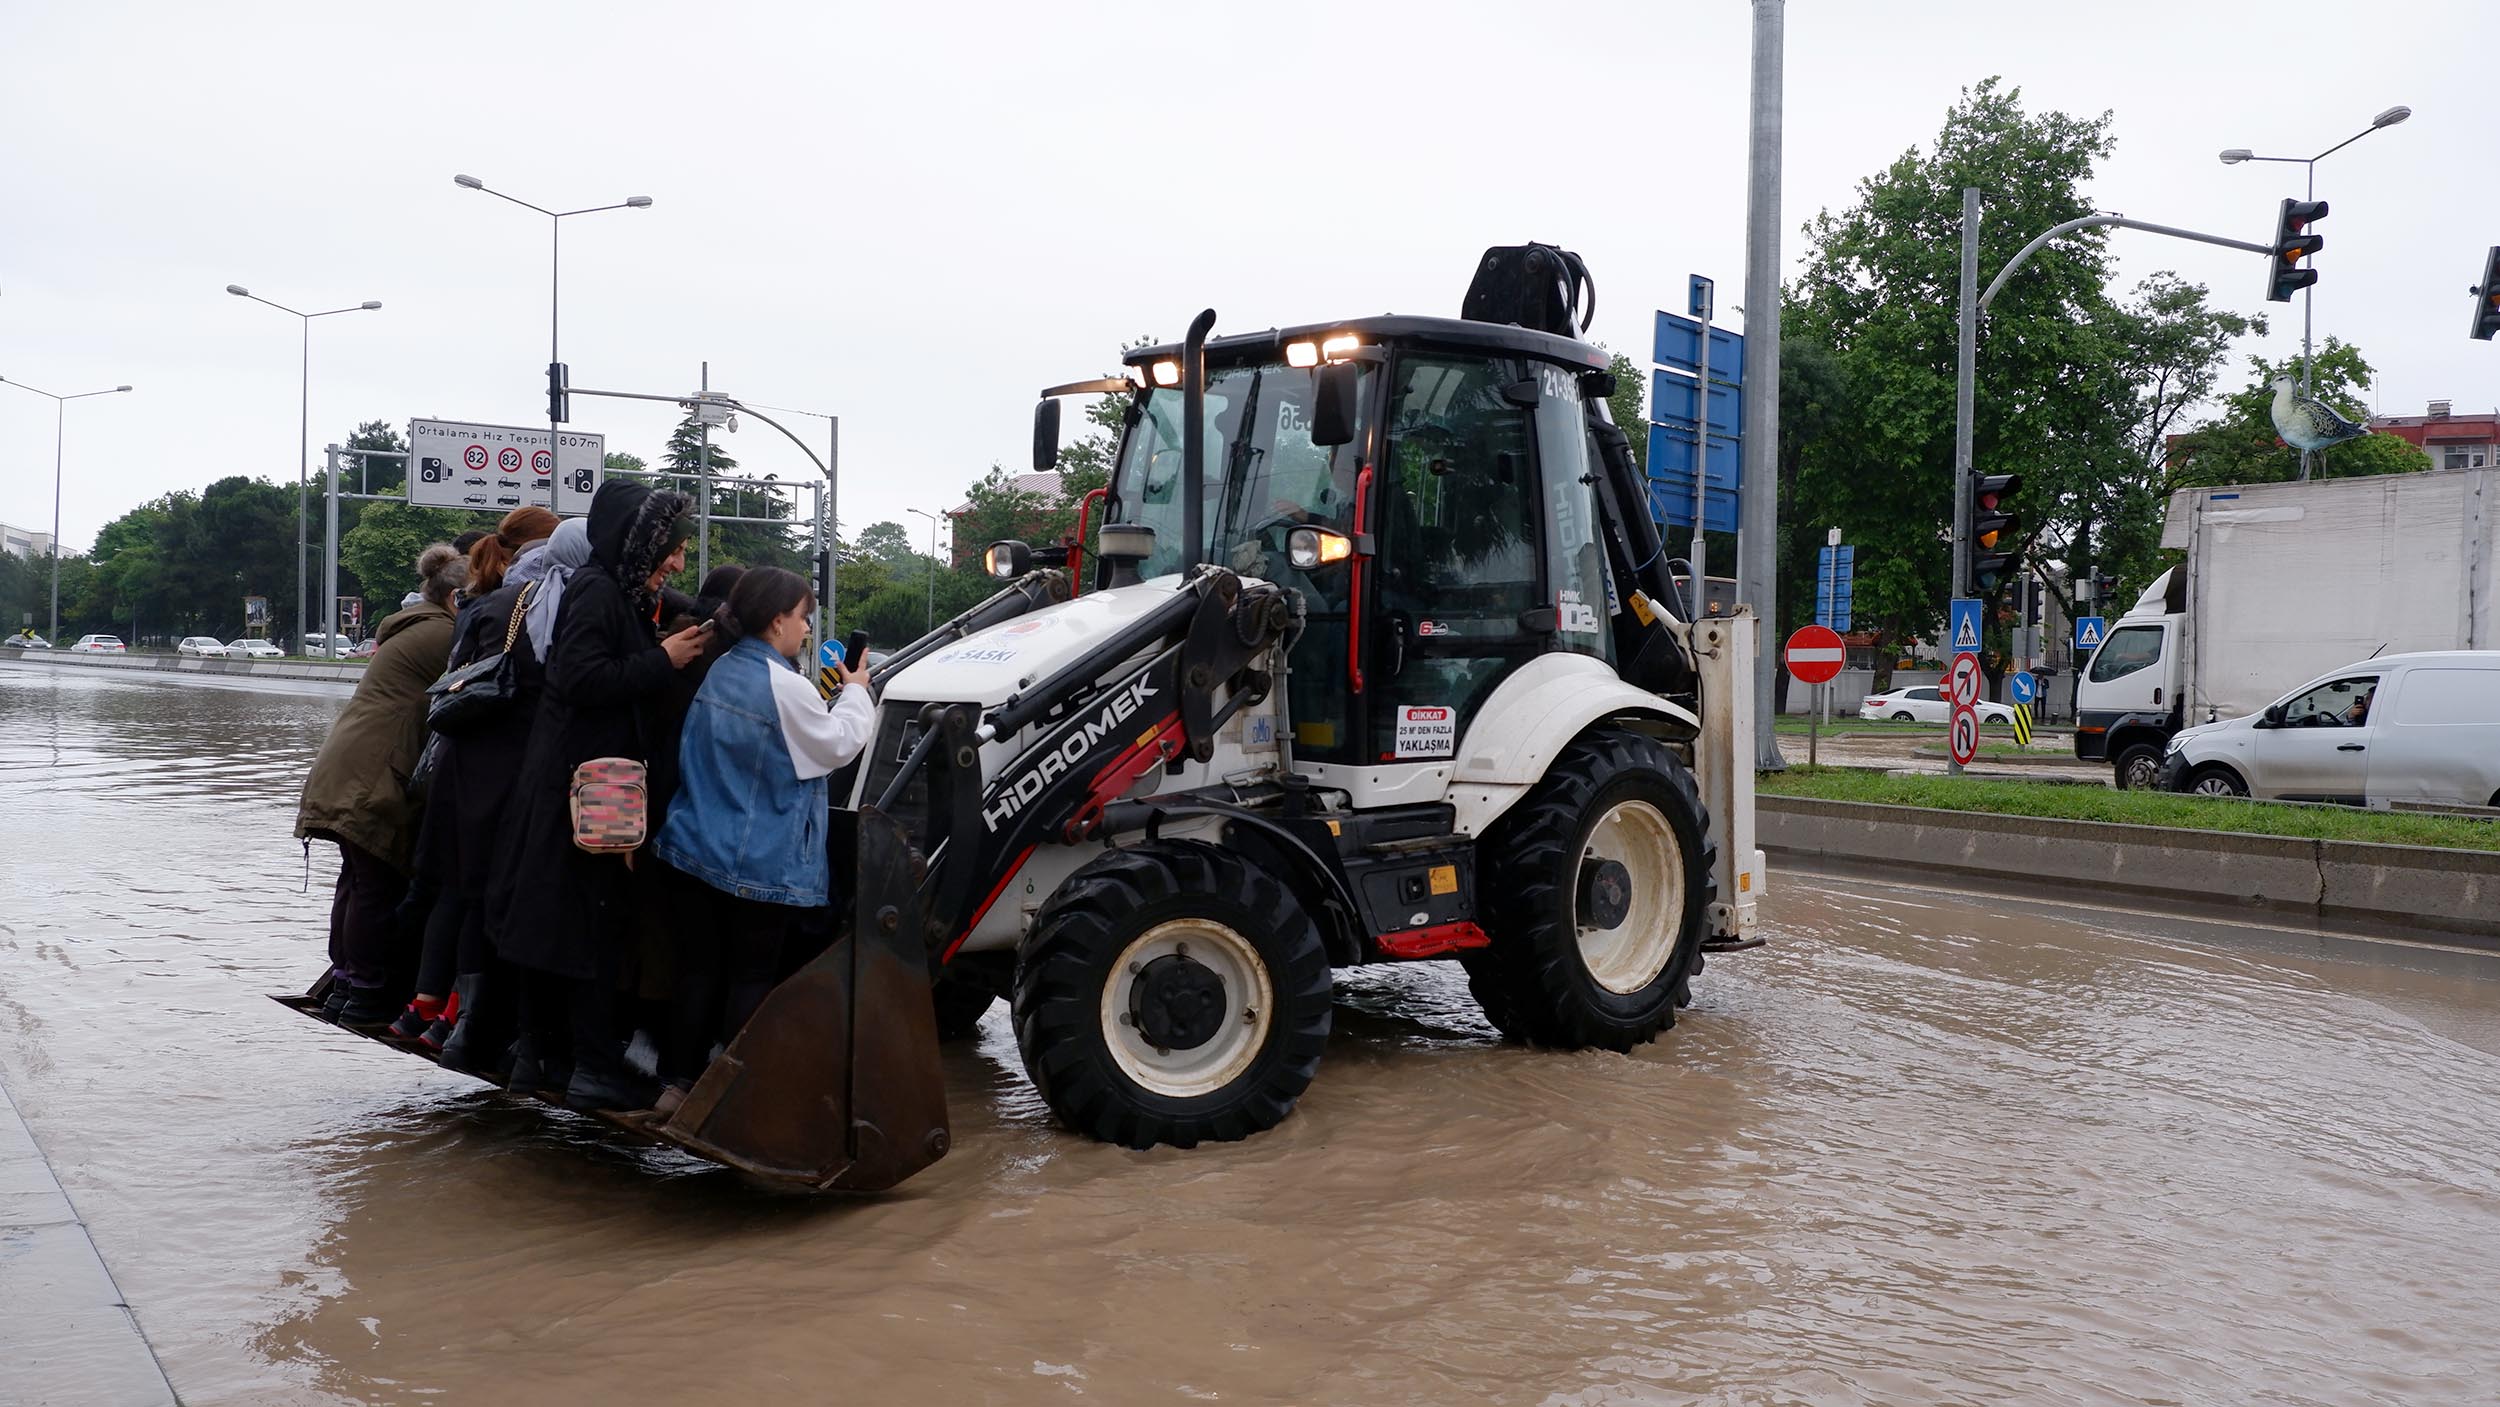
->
xmin=1949 ymin=598 xmax=1983 ymax=656
xmin=2008 ymin=671 xmax=2038 ymax=705
xmin=2074 ymin=616 xmax=2107 ymax=651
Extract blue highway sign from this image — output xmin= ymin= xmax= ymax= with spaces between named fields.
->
xmin=1652 ymin=311 xmax=1744 ymax=381
xmin=1816 ymin=544 xmax=1855 ymax=633
xmin=1651 ymin=368 xmax=1740 ymax=435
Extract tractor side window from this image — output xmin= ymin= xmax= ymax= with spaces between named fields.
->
xmin=1371 ymin=354 xmax=1544 ymax=763
xmin=1535 ymin=367 xmax=1612 ymax=662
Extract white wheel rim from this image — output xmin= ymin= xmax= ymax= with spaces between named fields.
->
xmin=2194 ymin=777 xmax=2236 ymax=796
xmin=1101 ymin=919 xmax=1273 ymax=1099
xmin=1576 ymin=799 xmax=1685 ymax=995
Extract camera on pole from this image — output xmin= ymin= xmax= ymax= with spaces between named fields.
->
xmin=2266 ymin=199 xmax=2327 ymax=304
xmin=2472 ymin=247 xmax=2500 ymax=341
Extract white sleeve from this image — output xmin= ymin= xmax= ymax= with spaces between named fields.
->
xmin=767 ymin=664 xmax=879 ymax=780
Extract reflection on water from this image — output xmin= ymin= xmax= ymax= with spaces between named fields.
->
xmin=7 ymin=662 xmax=2500 ymax=1406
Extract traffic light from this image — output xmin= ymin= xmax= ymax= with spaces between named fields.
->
xmin=1969 ymin=472 xmax=2021 ymax=592
xmin=2472 ymin=247 xmax=2500 ymax=341
xmin=2266 ymin=199 xmax=2327 ymax=303
xmin=2094 ymin=570 xmax=2119 ymax=605
xmin=547 ymin=361 xmax=571 ymax=424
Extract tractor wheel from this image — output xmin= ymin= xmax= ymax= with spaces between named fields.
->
xmin=1464 ymin=727 xmax=1714 ymax=1050
xmin=1012 ymin=841 xmax=1331 ymax=1150
xmin=930 ymin=972 xmax=997 ymax=1042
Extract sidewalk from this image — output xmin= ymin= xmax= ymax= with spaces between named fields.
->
xmin=0 ymin=1079 xmax=179 ymax=1406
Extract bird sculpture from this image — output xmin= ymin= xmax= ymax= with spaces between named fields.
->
xmin=2268 ymin=374 xmax=2370 ymax=454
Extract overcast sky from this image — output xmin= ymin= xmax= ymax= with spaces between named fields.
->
xmin=4 ymin=0 xmax=2492 ymax=560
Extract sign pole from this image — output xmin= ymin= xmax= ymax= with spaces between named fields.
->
xmin=1691 ymin=279 xmax=1711 ymax=614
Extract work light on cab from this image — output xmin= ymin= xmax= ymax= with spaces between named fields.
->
xmin=1286 ymin=526 xmax=1355 ymax=570
xmin=985 ymin=540 xmax=1033 ymax=580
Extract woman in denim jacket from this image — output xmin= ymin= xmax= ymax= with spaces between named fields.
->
xmin=652 ymin=567 xmax=874 ymax=1102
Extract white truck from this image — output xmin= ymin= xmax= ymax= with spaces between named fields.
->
xmin=2075 ymin=469 xmax=2496 ymax=788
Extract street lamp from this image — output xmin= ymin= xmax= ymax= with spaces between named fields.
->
xmin=748 ymin=401 xmax=841 ymax=637
xmin=0 ymin=377 xmax=132 ymax=644
xmin=906 ymin=506 xmax=941 ymax=631
xmin=225 ymin=286 xmax=382 ymax=651
xmin=2218 ymin=104 xmax=2412 ymax=476
xmin=451 ymin=174 xmax=653 ymax=510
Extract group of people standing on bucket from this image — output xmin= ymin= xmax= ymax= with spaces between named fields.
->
xmin=293 ymin=478 xmax=875 ymax=1114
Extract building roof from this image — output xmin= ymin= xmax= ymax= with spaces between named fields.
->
xmin=947 ymin=470 xmax=1065 ymax=517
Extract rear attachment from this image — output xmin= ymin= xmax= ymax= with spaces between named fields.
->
xmin=271 ymin=807 xmax=949 ymax=1193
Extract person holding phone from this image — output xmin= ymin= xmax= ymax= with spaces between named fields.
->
xmin=649 ymin=567 xmax=874 ymax=1104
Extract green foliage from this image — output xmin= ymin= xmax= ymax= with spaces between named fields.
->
xmin=2165 ymin=340 xmax=2430 ymax=490
xmin=339 ymin=500 xmax=465 ymax=625
xmin=1762 ymin=766 xmax=2500 ymax=852
xmin=1602 ymin=349 xmax=1646 ymax=470
xmin=1780 ymin=78 xmax=2265 ymax=666
xmin=853 ymin=520 xmax=916 ymax=567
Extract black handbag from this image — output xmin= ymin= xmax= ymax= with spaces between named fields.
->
xmin=426 ymin=581 xmax=534 ymax=736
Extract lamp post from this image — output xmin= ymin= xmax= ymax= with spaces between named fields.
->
xmin=906 ymin=507 xmax=940 ymax=631
xmin=1 ymin=377 xmax=132 ymax=643
xmin=225 ymin=287 xmax=381 ymax=651
xmin=747 ymin=400 xmax=841 ymax=637
xmin=451 ymin=174 xmax=652 ymax=512
xmin=2219 ymin=104 xmax=2411 ymax=478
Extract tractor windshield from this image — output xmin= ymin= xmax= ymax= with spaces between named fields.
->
xmin=1111 ymin=360 xmax=1375 ymax=582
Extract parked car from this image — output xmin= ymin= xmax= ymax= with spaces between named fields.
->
xmin=1857 ymin=686 xmax=2015 ymax=726
xmin=298 ymin=633 xmax=348 ymax=658
xmin=2159 ymin=651 xmax=2500 ymax=808
xmin=3 ymin=632 xmax=49 ymax=650
xmin=177 ymin=636 xmax=231 ymax=658
xmin=349 ymin=638 xmax=380 ymax=658
xmin=69 ymin=634 xmax=127 ymax=654
xmin=227 ymin=638 xmax=285 ymax=659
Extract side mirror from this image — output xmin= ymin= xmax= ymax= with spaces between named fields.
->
xmin=1310 ymin=362 xmax=1360 ymax=447
xmin=1032 ymin=399 xmax=1062 ymax=473
xmin=2261 ymin=703 xmax=2286 ymax=727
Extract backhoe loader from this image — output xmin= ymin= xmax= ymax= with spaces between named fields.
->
xmin=281 ymin=244 xmax=1765 ymax=1192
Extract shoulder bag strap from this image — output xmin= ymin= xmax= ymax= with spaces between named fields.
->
xmin=503 ymin=581 xmax=535 ymax=656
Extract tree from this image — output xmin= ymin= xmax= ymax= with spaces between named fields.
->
xmin=1599 ymin=347 xmax=1647 ymax=470
xmin=1781 ymin=78 xmax=2261 ymax=692
xmin=2164 ymin=340 xmax=2430 ymax=492
xmin=339 ymin=500 xmax=464 ymax=629
xmin=853 ymin=520 xmax=917 ymax=568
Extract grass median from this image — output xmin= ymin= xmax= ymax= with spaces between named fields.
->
xmin=1760 ymin=766 xmax=2500 ymax=853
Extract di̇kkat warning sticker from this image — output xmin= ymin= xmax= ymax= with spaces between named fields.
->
xmin=1394 ymin=704 xmax=1456 ymax=758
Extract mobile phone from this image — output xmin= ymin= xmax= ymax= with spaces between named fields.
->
xmin=697 ymin=618 xmax=717 ymax=632
xmin=843 ymin=631 xmax=871 ymax=669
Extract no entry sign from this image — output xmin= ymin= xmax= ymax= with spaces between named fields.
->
xmin=1784 ymin=624 xmax=1846 ymax=684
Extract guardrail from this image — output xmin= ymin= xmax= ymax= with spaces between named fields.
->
xmin=1 ymin=650 xmax=366 ymax=684
xmin=1761 ymin=794 xmax=2498 ymax=950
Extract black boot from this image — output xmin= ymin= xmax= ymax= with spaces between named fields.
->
xmin=337 ymin=985 xmax=399 ymax=1027
xmin=563 ymin=1043 xmax=658 ymax=1112
xmin=505 ymin=1035 xmax=572 ymax=1097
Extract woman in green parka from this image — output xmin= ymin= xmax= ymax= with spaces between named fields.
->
xmin=295 ymin=542 xmax=465 ymax=1025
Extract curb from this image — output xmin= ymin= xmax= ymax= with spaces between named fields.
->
xmin=1759 ymin=795 xmax=2500 ymax=950
xmin=0 ymin=1079 xmax=179 ymax=1406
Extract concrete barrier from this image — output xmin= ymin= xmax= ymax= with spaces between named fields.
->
xmin=3 ymin=651 xmax=364 ymax=684
xmin=1761 ymin=795 xmax=2500 ymax=950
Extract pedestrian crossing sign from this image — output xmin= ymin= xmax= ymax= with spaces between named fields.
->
xmin=1949 ymin=598 xmax=1982 ymax=654
xmin=2075 ymin=616 xmax=2107 ymax=651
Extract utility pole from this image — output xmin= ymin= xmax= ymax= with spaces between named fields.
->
xmin=1953 ymin=187 xmax=1980 ymax=603
xmin=696 ymin=360 xmax=711 ymax=582
xmin=1739 ymin=0 xmax=1786 ymax=770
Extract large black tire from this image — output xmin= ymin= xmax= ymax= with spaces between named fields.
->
xmin=1012 ymin=841 xmax=1331 ymax=1150
xmin=1463 ymin=728 xmax=1714 ymax=1050
xmin=930 ymin=972 xmax=997 ymax=1042
xmin=2113 ymin=743 xmax=2164 ymax=792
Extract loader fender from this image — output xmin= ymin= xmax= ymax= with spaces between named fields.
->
xmin=1444 ymin=654 xmax=1697 ymax=838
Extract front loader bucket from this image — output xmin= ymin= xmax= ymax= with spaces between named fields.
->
xmin=643 ymin=806 xmax=951 ymax=1191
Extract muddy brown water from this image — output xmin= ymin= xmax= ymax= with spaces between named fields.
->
xmin=6 ymin=661 xmax=2500 ymax=1406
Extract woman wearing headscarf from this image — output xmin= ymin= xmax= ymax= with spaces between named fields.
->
xmin=294 ymin=543 xmax=469 ymax=1025
xmin=390 ymin=507 xmax=563 ymax=1058
xmin=486 ymin=481 xmax=705 ymax=1109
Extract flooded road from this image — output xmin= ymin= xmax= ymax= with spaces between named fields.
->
xmin=7 ymin=659 xmax=2500 ymax=1406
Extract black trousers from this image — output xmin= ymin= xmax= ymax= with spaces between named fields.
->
xmin=662 ymin=878 xmax=816 ymax=1083
xmin=326 ymin=841 xmax=407 ymax=991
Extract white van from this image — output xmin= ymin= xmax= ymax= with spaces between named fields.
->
xmin=2159 ymin=651 xmax=2500 ymax=808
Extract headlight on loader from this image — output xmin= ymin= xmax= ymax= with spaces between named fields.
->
xmin=984 ymin=540 xmax=1033 ymax=580
xmin=1285 ymin=526 xmax=1354 ymax=571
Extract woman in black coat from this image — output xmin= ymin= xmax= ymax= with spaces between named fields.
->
xmin=486 ymin=480 xmax=705 ymax=1109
